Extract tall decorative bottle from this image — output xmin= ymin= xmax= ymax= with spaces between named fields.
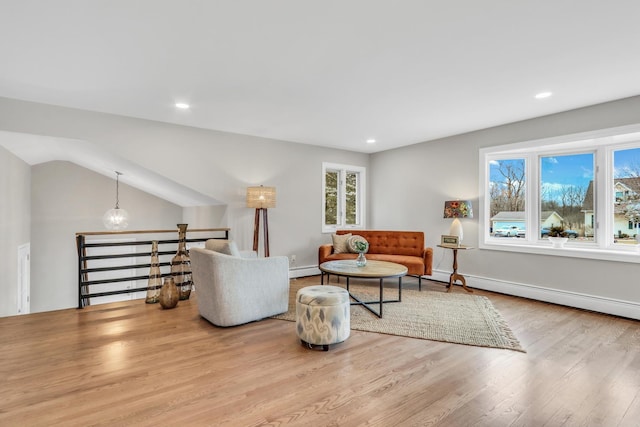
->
xmin=171 ymin=223 xmax=193 ymax=300
xmin=145 ymin=240 xmax=162 ymax=303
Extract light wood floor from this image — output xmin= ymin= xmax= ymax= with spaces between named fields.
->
xmin=1 ymin=276 xmax=639 ymax=427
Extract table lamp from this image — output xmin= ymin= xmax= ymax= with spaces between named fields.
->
xmin=443 ymin=200 xmax=473 ymax=243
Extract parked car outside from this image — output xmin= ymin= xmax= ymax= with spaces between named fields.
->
xmin=540 ymin=228 xmax=578 ymax=238
xmin=494 ymin=226 xmax=521 ymax=237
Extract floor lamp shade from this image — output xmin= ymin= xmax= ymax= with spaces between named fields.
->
xmin=247 ymin=186 xmax=276 ymax=256
xmin=246 ymin=186 xmax=276 ymax=209
xmin=443 ymin=200 xmax=473 ymax=242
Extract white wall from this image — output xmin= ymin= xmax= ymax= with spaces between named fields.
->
xmin=0 ymin=97 xmax=369 ymax=314
xmin=30 ymin=161 xmax=185 ymax=312
xmin=2 ymin=95 xmax=639 ymax=318
xmin=371 ymin=96 xmax=640 ymax=317
xmin=0 ymin=145 xmax=30 ymax=317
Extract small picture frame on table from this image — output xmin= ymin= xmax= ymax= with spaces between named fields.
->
xmin=441 ymin=235 xmax=459 ymax=246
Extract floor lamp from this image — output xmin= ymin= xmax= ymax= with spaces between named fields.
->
xmin=246 ymin=186 xmax=276 ymax=257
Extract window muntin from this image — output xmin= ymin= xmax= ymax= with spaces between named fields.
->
xmin=322 ymin=163 xmax=366 ymax=232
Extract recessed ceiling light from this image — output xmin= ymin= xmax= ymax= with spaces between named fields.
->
xmin=534 ymin=92 xmax=552 ymax=99
xmin=175 ymin=102 xmax=190 ymax=109
xmin=366 ymin=139 xmax=376 ymax=144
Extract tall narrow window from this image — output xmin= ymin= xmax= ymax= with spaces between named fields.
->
xmin=322 ymin=163 xmax=366 ymax=232
xmin=613 ymin=147 xmax=640 ymax=245
xmin=324 ymin=170 xmax=339 ymax=226
xmin=488 ymin=158 xmax=526 ymax=237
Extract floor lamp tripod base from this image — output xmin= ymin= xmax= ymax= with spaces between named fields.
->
xmin=253 ymin=208 xmax=270 ymax=257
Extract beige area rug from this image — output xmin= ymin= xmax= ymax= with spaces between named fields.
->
xmin=273 ymin=280 xmax=525 ymax=352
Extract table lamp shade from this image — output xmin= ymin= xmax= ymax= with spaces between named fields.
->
xmin=443 ymin=200 xmax=473 ymax=219
xmin=443 ymin=200 xmax=473 ymax=242
xmin=246 ymin=186 xmax=276 ymax=209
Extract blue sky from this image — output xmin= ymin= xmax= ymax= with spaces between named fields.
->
xmin=541 ymin=153 xmax=593 ymax=190
xmin=614 ymin=147 xmax=640 ymax=177
xmin=490 ymin=147 xmax=640 ymax=190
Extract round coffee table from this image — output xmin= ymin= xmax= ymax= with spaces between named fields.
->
xmin=319 ymin=260 xmax=408 ymax=318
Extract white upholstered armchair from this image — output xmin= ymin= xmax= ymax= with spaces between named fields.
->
xmin=190 ymin=242 xmax=290 ymax=327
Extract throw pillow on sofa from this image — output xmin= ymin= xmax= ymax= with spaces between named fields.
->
xmin=331 ymin=233 xmax=352 ymax=254
xmin=347 ymin=235 xmax=369 ymax=253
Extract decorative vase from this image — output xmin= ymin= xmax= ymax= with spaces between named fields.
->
xmin=548 ymin=236 xmax=568 ymax=248
xmin=159 ymin=277 xmax=179 ymax=309
xmin=171 ymin=223 xmax=193 ymax=300
xmin=145 ymin=240 xmax=162 ymax=303
xmin=356 ymin=252 xmax=367 ymax=267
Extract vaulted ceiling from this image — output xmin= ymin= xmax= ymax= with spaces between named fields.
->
xmin=1 ymin=1 xmax=639 ymax=155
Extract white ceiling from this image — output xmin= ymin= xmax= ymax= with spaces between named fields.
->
xmin=1 ymin=0 xmax=640 ymax=154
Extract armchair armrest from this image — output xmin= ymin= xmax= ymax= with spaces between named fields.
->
xmin=240 ymin=250 xmax=258 ymax=259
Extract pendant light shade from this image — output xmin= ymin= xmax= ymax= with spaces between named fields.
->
xmin=103 ymin=207 xmax=129 ymax=230
xmin=103 ymin=171 xmax=129 ymax=230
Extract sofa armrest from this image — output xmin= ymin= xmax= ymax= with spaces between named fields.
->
xmin=422 ymin=247 xmax=433 ymax=276
xmin=318 ymin=244 xmax=334 ymax=264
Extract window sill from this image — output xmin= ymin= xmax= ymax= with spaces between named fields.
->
xmin=480 ymin=240 xmax=640 ymax=263
xmin=322 ymin=225 xmax=366 ymax=234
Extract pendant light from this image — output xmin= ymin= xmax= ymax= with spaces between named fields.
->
xmin=103 ymin=171 xmax=129 ymax=230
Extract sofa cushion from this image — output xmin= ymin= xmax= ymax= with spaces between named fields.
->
xmin=331 ymin=233 xmax=352 ymax=254
xmin=205 ymin=239 xmax=241 ymax=257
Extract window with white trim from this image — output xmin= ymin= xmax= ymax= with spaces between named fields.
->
xmin=322 ymin=162 xmax=366 ymax=232
xmin=480 ymin=125 xmax=640 ymax=262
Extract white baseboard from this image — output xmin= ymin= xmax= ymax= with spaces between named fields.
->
xmin=294 ymin=265 xmax=640 ymax=320
xmin=430 ymin=269 xmax=640 ymax=320
xmin=289 ymin=266 xmax=321 ymax=279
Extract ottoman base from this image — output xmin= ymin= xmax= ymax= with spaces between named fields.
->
xmin=300 ymin=340 xmax=330 ymax=352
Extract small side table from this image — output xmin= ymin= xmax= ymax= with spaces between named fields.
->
xmin=437 ymin=244 xmax=474 ymax=293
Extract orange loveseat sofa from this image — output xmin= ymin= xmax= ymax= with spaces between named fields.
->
xmin=318 ymin=230 xmax=433 ymax=290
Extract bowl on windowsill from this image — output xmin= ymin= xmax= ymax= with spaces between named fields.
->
xmin=548 ymin=236 xmax=569 ymax=248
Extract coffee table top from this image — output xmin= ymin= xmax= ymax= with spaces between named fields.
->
xmin=319 ymin=260 xmax=408 ymax=278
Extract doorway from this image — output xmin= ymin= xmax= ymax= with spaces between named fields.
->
xmin=17 ymin=243 xmax=30 ymax=315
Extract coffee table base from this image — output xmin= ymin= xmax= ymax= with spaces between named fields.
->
xmin=321 ymin=273 xmax=402 ymax=318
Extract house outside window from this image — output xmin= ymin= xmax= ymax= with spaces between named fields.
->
xmin=480 ymin=125 xmax=640 ymax=262
xmin=322 ymin=162 xmax=366 ymax=233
